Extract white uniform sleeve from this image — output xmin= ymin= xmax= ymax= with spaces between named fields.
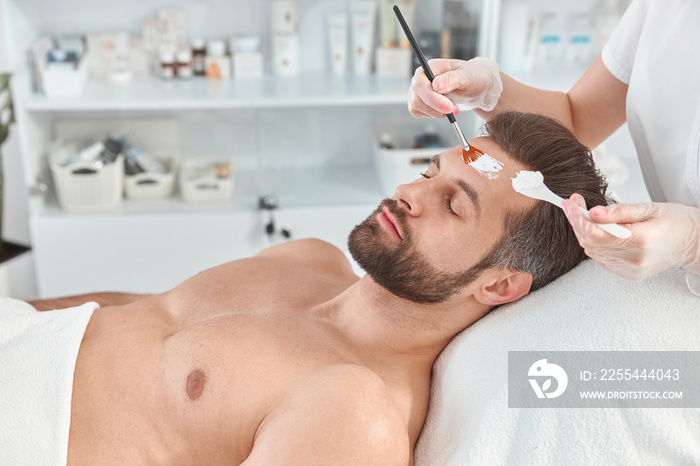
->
xmin=601 ymin=0 xmax=653 ymax=84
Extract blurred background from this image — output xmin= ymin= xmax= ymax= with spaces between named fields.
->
xmin=0 ymin=0 xmax=645 ymax=300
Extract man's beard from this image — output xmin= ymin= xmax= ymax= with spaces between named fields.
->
xmin=348 ymin=199 xmax=492 ymax=304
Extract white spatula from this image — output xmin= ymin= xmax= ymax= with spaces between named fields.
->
xmin=512 ymin=171 xmax=631 ymax=239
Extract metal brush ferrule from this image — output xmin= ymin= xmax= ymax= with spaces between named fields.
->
xmin=451 ymin=120 xmax=470 ymax=151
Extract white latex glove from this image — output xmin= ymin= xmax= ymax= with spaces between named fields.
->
xmin=408 ymin=57 xmax=503 ymax=118
xmin=562 ymin=193 xmax=700 ymax=282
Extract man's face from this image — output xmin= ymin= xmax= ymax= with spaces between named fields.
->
xmin=348 ymin=137 xmax=536 ymax=304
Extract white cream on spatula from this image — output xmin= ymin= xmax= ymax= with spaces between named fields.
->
xmin=511 ymin=170 xmax=632 ymax=239
xmin=511 ymin=170 xmax=544 ymax=191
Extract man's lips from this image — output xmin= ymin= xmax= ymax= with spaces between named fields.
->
xmin=378 ymin=206 xmax=402 ymax=239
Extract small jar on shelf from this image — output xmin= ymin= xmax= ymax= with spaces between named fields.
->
xmin=205 ymin=40 xmax=231 ymax=79
xmin=176 ymin=49 xmax=193 ymax=79
xmin=160 ymin=51 xmax=176 ymax=80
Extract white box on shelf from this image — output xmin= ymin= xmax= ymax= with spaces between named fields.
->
xmin=180 ymin=156 xmax=236 ymax=203
xmin=124 ymin=154 xmax=178 ymax=200
xmin=50 ymin=155 xmax=124 ymax=213
xmin=42 ymin=53 xmax=89 ymax=97
xmin=375 ymin=47 xmax=413 ymax=78
xmin=233 ymin=52 xmax=264 ymax=78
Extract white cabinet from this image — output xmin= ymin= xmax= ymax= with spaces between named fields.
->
xmin=31 ymin=210 xmax=261 ymax=296
xmin=259 ymin=203 xmax=375 ymax=256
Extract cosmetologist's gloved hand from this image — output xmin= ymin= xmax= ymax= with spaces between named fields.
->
xmin=408 ymin=57 xmax=503 ymax=118
xmin=562 ymin=193 xmax=700 ymax=282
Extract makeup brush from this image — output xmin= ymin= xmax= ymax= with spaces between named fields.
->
xmin=393 ymin=4 xmax=479 ymax=164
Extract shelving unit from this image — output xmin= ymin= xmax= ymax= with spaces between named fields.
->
xmin=22 ymin=73 xmax=410 ymax=224
xmin=19 ymin=79 xmax=412 ymax=296
xmin=23 ymin=74 xmax=411 ymax=112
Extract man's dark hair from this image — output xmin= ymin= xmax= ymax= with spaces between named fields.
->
xmin=474 ymin=111 xmax=609 ymax=292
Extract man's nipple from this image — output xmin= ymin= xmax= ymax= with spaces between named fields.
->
xmin=186 ymin=368 xmax=206 ymax=401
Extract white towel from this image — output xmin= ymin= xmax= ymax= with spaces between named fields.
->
xmin=415 ymin=260 xmax=700 ymax=466
xmin=0 ymin=297 xmax=99 ymax=466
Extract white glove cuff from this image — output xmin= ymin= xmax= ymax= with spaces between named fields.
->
xmin=476 ymin=57 xmax=503 ymax=112
xmin=452 ymin=57 xmax=503 ymax=112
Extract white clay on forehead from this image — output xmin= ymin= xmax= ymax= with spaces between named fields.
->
xmin=469 ymin=153 xmax=504 ymax=180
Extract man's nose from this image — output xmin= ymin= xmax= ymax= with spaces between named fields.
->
xmin=393 ymin=181 xmax=427 ymax=217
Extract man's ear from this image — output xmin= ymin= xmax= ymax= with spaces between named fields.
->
xmin=472 ymin=269 xmax=532 ymax=306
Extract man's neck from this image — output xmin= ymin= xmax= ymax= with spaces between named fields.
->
xmin=313 ymin=275 xmax=490 ymax=377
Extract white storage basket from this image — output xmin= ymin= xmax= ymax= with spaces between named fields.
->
xmin=124 ymin=155 xmax=177 ymax=200
xmin=51 ymin=155 xmax=124 ymax=212
xmin=179 ymin=156 xmax=235 ymax=203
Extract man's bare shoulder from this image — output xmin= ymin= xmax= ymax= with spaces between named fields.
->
xmin=255 ymin=238 xmax=357 ymax=279
xmin=243 ymin=364 xmax=410 ymax=465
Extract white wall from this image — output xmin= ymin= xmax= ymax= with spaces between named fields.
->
xmin=0 ymin=0 xmax=12 ymax=73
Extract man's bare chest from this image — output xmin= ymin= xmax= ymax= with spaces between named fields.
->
xmin=72 ymin=305 xmax=357 ymax=464
xmin=172 ymin=312 xmax=360 ymax=455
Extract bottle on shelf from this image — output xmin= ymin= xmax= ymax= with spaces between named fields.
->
xmin=98 ymin=138 xmax=122 ymax=165
xmin=272 ymin=0 xmax=300 ymax=76
xmin=205 ymin=40 xmax=231 ymax=79
xmin=160 ymin=51 xmax=176 ymax=80
xmin=176 ymin=49 xmax=193 ymax=79
xmin=536 ymin=12 xmax=564 ymax=66
xmin=191 ymin=39 xmax=206 ymax=76
xmin=567 ymin=13 xmax=594 ymax=65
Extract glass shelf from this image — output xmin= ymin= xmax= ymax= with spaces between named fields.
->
xmin=23 ymin=74 xmax=411 ymax=112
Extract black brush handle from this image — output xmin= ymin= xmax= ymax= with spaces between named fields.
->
xmin=394 ymin=5 xmax=457 ymax=124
